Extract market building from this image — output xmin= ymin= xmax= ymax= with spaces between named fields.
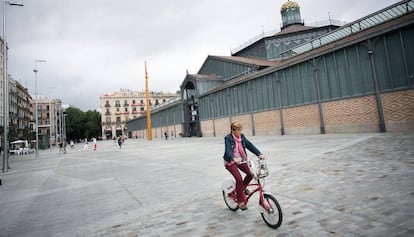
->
xmin=126 ymin=0 xmax=414 ymax=138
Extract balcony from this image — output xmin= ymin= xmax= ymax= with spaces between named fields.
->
xmin=131 ymin=103 xmax=144 ymax=107
xmin=132 ymin=111 xmax=145 ymax=114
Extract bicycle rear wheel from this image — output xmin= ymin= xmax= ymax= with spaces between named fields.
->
xmin=260 ymin=193 xmax=282 ymax=229
xmin=222 ymin=191 xmax=239 ymax=211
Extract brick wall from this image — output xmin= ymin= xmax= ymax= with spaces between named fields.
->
xmin=253 ymin=110 xmax=281 ymax=135
xmin=199 ymin=90 xmax=414 ymax=137
xmin=382 ymin=89 xmax=414 ymax=132
xmin=323 ymin=96 xmax=379 ymax=133
xmin=131 ymin=123 xmax=182 ymax=140
xmin=200 ymin=120 xmax=214 ymax=137
xmin=282 ymin=104 xmax=320 ymax=134
xmin=214 ymin=117 xmax=231 ymax=137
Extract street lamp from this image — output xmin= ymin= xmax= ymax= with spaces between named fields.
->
xmin=34 ymin=59 xmax=46 ymax=159
xmin=2 ymin=1 xmax=23 ymax=173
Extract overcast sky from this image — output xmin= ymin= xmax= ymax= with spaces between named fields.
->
xmin=2 ymin=0 xmax=398 ymax=111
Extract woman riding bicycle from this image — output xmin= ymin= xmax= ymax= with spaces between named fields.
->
xmin=223 ymin=122 xmax=265 ymax=210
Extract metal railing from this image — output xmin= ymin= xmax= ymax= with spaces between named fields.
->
xmin=231 ymin=18 xmax=346 ymax=55
xmin=280 ymin=0 xmax=414 ymax=58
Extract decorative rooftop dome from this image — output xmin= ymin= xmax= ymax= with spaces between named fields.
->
xmin=281 ymin=1 xmax=299 ymax=11
xmin=280 ymin=0 xmax=303 ymax=29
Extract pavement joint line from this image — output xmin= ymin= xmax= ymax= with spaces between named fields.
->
xmin=114 ymin=176 xmax=143 ymax=206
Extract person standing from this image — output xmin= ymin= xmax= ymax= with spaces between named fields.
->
xmin=223 ymin=122 xmax=265 ymax=210
xmin=58 ymin=140 xmax=63 ymax=154
xmin=83 ymin=138 xmax=89 ymax=151
xmin=93 ymin=137 xmax=97 ymax=151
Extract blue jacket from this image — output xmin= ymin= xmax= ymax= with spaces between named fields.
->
xmin=223 ymin=133 xmax=262 ymax=163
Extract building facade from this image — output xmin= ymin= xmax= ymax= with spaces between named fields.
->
xmin=99 ymin=89 xmax=178 ymax=139
xmin=126 ymin=0 xmax=414 ymax=138
xmin=1 ymin=38 xmax=64 ymax=149
xmin=9 ymin=76 xmax=33 ymax=141
xmin=30 ymin=96 xmax=63 ymax=149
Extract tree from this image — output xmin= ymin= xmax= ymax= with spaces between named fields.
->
xmin=65 ymin=107 xmax=85 ymax=140
xmin=84 ymin=110 xmax=102 ymax=139
xmin=65 ymin=107 xmax=101 ymax=141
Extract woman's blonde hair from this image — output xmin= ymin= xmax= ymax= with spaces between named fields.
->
xmin=231 ymin=122 xmax=242 ymax=131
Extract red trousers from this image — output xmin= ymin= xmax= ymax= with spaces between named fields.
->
xmin=225 ymin=163 xmax=252 ymax=204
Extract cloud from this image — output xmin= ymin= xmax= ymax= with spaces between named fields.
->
xmin=3 ymin=0 xmax=398 ymax=111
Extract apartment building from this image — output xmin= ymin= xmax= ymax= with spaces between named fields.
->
xmin=100 ymin=88 xmax=178 ymax=139
xmin=9 ymin=77 xmax=33 ymax=141
xmin=1 ymin=38 xmax=64 ymax=149
xmin=31 ymin=95 xmax=63 ymax=148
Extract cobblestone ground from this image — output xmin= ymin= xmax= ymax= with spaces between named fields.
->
xmin=1 ymin=133 xmax=413 ymax=237
xmin=90 ymin=134 xmax=414 ymax=237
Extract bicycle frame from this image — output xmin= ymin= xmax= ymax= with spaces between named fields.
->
xmin=244 ymin=179 xmax=273 ymax=213
xmin=222 ymin=159 xmax=283 ymax=229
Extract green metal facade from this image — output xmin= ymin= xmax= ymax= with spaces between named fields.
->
xmin=199 ymin=24 xmax=414 ymax=120
xmin=234 ymin=42 xmax=268 ymax=60
xmin=126 ymin=101 xmax=183 ymax=132
xmin=198 ymin=57 xmax=257 ymax=81
xmin=234 ymin=27 xmax=333 ymax=61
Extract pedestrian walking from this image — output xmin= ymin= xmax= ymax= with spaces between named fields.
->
xmin=117 ymin=136 xmax=122 ymax=149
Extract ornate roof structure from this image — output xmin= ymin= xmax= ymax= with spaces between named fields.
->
xmin=281 ymin=1 xmax=299 ymax=11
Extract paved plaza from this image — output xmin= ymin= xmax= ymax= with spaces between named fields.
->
xmin=0 ymin=133 xmax=413 ymax=237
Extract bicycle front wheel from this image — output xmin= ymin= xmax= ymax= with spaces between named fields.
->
xmin=260 ymin=193 xmax=282 ymax=229
xmin=222 ymin=191 xmax=239 ymax=211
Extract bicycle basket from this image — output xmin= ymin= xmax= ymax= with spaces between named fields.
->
xmin=249 ymin=160 xmax=270 ymax=179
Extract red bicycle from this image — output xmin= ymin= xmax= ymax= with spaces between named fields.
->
xmin=222 ymin=158 xmax=283 ymax=229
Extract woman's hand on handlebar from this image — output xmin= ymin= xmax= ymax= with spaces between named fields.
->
xmin=258 ymin=154 xmax=265 ymax=160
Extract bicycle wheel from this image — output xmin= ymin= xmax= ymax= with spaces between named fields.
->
xmin=260 ymin=193 xmax=282 ymax=229
xmin=222 ymin=191 xmax=239 ymax=211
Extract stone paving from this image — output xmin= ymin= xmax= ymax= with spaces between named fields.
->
xmin=0 ymin=133 xmax=413 ymax=237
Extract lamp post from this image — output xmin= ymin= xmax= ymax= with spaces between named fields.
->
xmin=2 ymin=1 xmax=23 ymax=172
xmin=34 ymin=59 xmax=46 ymax=159
xmin=63 ymin=112 xmax=67 ymax=152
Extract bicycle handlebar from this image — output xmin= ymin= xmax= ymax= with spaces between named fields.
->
xmin=238 ymin=156 xmax=264 ymax=164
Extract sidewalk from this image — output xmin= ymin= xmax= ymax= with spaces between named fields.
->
xmin=0 ymin=133 xmax=413 ymax=237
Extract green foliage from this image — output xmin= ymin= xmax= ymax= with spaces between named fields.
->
xmin=65 ymin=107 xmax=102 ymax=140
xmin=1 ymin=125 xmax=34 ymax=142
